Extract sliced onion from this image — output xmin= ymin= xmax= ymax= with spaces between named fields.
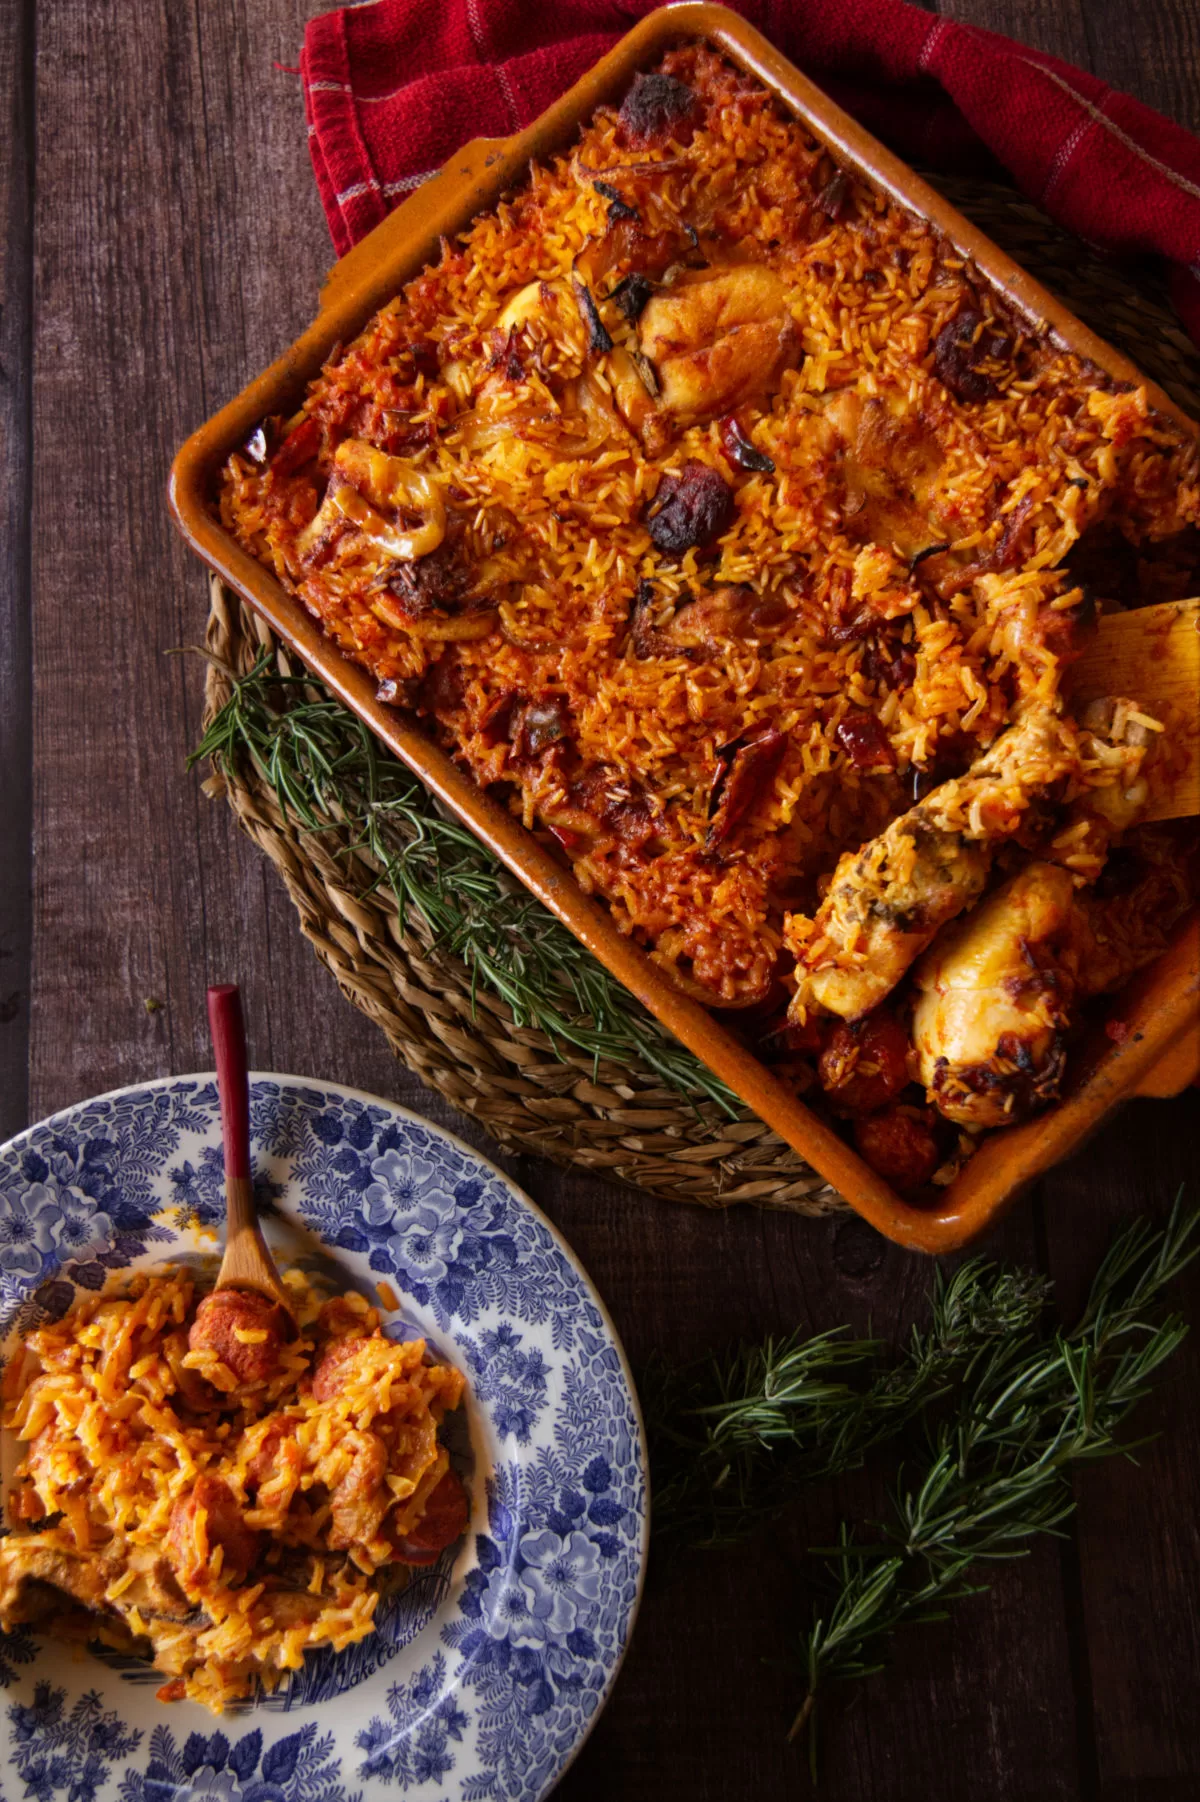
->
xmin=330 ymin=478 xmax=444 ymax=561
xmin=330 ymin=440 xmax=446 ymax=561
xmin=371 ymin=596 xmax=496 ymax=641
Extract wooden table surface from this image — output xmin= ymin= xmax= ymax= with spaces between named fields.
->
xmin=4 ymin=2 xmax=1200 ymax=1796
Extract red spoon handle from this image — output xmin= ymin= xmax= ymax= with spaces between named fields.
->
xmin=208 ymin=983 xmax=251 ymax=1183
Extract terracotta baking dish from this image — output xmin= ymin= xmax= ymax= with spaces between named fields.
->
xmin=169 ymin=2 xmax=1200 ymax=1253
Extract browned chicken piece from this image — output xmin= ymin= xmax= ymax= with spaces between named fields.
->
xmin=638 ymin=266 xmax=796 ymax=422
xmin=167 ymin=1474 xmax=260 ymax=1588
xmin=911 ymin=861 xmax=1077 ymax=1129
xmin=602 ymin=345 xmax=668 ymax=452
xmin=786 ymin=704 xmax=1079 ymax=1022
xmin=1058 ymin=696 xmax=1156 ymax=857
xmin=0 ymin=1535 xmax=111 ymax=1626
xmin=0 ymin=1533 xmax=194 ymax=1631
xmin=823 ymin=389 xmax=946 ymax=558
xmin=667 ymin=583 xmax=786 ymax=649
xmin=494 ymin=277 xmax=576 ymax=339
xmin=187 ymin=1287 xmax=289 ymax=1388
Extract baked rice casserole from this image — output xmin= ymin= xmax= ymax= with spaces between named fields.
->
xmin=217 ymin=43 xmax=1200 ymax=1195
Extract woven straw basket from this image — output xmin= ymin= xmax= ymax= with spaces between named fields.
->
xmin=201 ymin=176 xmax=1200 ymax=1218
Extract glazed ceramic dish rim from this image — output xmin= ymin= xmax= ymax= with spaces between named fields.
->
xmin=168 ymin=2 xmax=1200 ymax=1253
xmin=0 ymin=1070 xmax=649 ymax=1802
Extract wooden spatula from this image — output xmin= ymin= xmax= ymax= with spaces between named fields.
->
xmin=1071 ymin=597 xmax=1200 ymax=821
xmin=208 ymin=983 xmax=296 ymax=1323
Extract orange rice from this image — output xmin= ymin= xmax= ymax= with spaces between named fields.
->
xmin=0 ymin=1272 xmax=465 ymax=1713
xmin=215 ymin=43 xmax=1198 ymax=1177
xmin=217 ymin=44 xmax=1199 ymax=1011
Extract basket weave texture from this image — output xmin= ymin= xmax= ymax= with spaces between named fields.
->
xmin=201 ymin=177 xmax=1200 ymax=1216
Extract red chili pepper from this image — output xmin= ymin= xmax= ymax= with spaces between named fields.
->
xmin=270 ymin=415 xmax=321 ymax=476
xmin=719 ymin=414 xmax=775 ymax=474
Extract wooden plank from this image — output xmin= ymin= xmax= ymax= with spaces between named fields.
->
xmin=1077 ymin=0 xmax=1200 ymax=134
xmin=928 ymin=10 xmax=1200 ymax=1800
xmin=1040 ymin=1096 xmax=1200 ymax=1802
xmin=0 ymin=0 xmax=34 ymax=1140
xmin=540 ymin=1181 xmax=1082 ymax=1802
xmin=23 ymin=2 xmax=1200 ymax=1800
xmin=27 ymin=0 xmax=404 ymax=1120
xmin=936 ymin=0 xmax=1092 ymax=67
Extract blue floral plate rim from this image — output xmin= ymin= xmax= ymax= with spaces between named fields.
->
xmin=0 ymin=1071 xmax=649 ymax=1802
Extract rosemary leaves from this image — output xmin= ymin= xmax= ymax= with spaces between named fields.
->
xmin=646 ymin=1200 xmax=1197 ymax=1765
xmin=797 ymin=1199 xmax=1198 ymax=1758
xmin=191 ymin=654 xmax=739 ymax=1111
xmin=648 ymin=1258 xmax=1052 ymax=1551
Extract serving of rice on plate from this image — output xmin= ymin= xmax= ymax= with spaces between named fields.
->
xmin=0 ymin=1272 xmax=468 ymax=1714
xmin=0 ymin=1081 xmax=642 ymax=1802
xmin=217 ymin=42 xmax=1199 ymax=1190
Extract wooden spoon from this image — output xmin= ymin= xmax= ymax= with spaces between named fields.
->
xmin=207 ymin=983 xmax=295 ymax=1322
xmin=1072 ymin=596 xmax=1200 ymax=821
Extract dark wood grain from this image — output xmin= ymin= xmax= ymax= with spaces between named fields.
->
xmin=0 ymin=0 xmax=34 ymax=1141
xmin=10 ymin=1 xmax=1200 ymax=1796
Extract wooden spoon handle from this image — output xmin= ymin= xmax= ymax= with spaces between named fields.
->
xmin=208 ymin=983 xmax=254 ymax=1237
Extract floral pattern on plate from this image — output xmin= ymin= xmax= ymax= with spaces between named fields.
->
xmin=0 ymin=1075 xmax=647 ymax=1802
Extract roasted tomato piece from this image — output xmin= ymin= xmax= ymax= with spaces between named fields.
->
xmin=861 ymin=635 xmax=916 ymax=693
xmin=479 ymin=690 xmax=524 ymax=747
xmin=835 ymin=708 xmax=897 ymax=771
xmin=647 ymin=461 xmax=735 ymax=556
xmin=416 ymin=655 xmax=465 ymax=716
xmin=768 ymin=1015 xmax=827 ymax=1056
xmin=817 ymin=1008 xmax=912 ymax=1115
xmin=933 ymin=309 xmax=1014 ymax=404
xmin=853 ymin=1103 xmax=941 ymax=1193
xmin=187 ymin=1288 xmax=289 ymax=1387
xmin=706 ymin=727 xmax=786 ymax=852
xmin=618 ymin=72 xmax=699 ymax=146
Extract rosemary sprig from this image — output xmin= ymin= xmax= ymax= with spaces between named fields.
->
xmin=648 ymin=1258 xmax=1052 ymax=1550
xmin=191 ymin=653 xmax=739 ymax=1111
xmin=796 ymin=1197 xmax=1199 ymax=1761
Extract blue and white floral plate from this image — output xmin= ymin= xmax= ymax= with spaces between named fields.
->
xmin=0 ymin=1075 xmax=647 ymax=1802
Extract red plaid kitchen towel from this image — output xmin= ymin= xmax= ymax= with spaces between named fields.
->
xmin=301 ymin=0 xmax=1200 ymax=347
